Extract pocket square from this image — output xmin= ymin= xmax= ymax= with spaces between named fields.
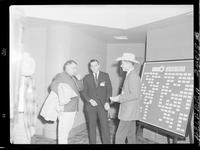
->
xmin=100 ymin=82 xmax=105 ymax=86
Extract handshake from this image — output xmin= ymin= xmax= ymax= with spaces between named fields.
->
xmin=89 ymin=94 xmax=121 ymax=111
xmin=89 ymin=99 xmax=110 ymax=111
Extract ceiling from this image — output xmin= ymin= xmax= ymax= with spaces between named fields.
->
xmin=11 ymin=5 xmax=193 ymax=43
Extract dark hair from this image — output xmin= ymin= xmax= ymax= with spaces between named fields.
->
xmin=63 ymin=60 xmax=77 ymax=71
xmin=89 ymin=59 xmax=100 ymax=66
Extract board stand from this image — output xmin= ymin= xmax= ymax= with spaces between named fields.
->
xmin=137 ymin=118 xmax=193 ymax=144
xmin=137 ymin=60 xmax=194 ymax=144
xmin=170 ymin=121 xmax=192 ymax=143
xmin=168 ymin=99 xmax=193 ymax=144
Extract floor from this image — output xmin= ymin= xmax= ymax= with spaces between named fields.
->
xmin=31 ymin=119 xmax=155 ymax=144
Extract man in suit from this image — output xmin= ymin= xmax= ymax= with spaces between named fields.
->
xmin=110 ymin=53 xmax=141 ymax=144
xmin=82 ymin=59 xmax=112 ymax=144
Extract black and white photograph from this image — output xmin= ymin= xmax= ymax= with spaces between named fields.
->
xmin=7 ymin=4 xmax=198 ymax=146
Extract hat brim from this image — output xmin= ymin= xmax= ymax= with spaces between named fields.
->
xmin=116 ymin=57 xmax=140 ymax=64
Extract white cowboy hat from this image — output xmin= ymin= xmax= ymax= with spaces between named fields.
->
xmin=116 ymin=53 xmax=140 ymax=64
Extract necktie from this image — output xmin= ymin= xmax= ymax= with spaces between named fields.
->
xmin=94 ymin=73 xmax=98 ymax=87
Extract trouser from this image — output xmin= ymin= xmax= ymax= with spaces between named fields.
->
xmin=85 ymin=105 xmax=110 ymax=144
xmin=115 ymin=120 xmax=137 ymax=144
xmin=58 ymin=112 xmax=76 ymax=144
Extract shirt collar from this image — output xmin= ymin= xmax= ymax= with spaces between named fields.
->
xmin=93 ymin=71 xmax=99 ymax=78
xmin=126 ymin=67 xmax=134 ymax=76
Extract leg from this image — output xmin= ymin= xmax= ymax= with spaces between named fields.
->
xmin=58 ymin=112 xmax=76 ymax=144
xmin=115 ymin=120 xmax=130 ymax=144
xmin=127 ymin=120 xmax=137 ymax=144
xmin=173 ymin=137 xmax=178 ymax=144
xmin=97 ymin=106 xmax=111 ymax=144
xmin=85 ymin=107 xmax=97 ymax=144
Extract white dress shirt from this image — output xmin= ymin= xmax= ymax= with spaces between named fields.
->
xmin=93 ymin=71 xmax=99 ymax=79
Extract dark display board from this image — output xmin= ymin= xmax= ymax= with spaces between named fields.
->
xmin=139 ymin=60 xmax=193 ymax=137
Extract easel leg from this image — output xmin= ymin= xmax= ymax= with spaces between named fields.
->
xmin=188 ymin=124 xmax=193 ymax=143
xmin=173 ymin=137 xmax=177 ymax=144
xmin=167 ymin=136 xmax=171 ymax=144
xmin=185 ymin=118 xmax=193 ymax=143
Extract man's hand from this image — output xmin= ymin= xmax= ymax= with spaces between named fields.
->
xmin=104 ymin=102 xmax=110 ymax=111
xmin=110 ymin=95 xmax=120 ymax=102
xmin=89 ymin=99 xmax=98 ymax=106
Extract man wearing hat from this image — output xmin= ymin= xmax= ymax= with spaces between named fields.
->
xmin=110 ymin=53 xmax=141 ymax=144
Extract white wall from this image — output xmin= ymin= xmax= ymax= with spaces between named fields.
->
xmin=146 ymin=15 xmax=193 ymax=61
xmin=70 ymin=29 xmax=107 ymax=75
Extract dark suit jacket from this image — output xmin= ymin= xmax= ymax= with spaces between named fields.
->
xmin=82 ymin=71 xmax=112 ymax=107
